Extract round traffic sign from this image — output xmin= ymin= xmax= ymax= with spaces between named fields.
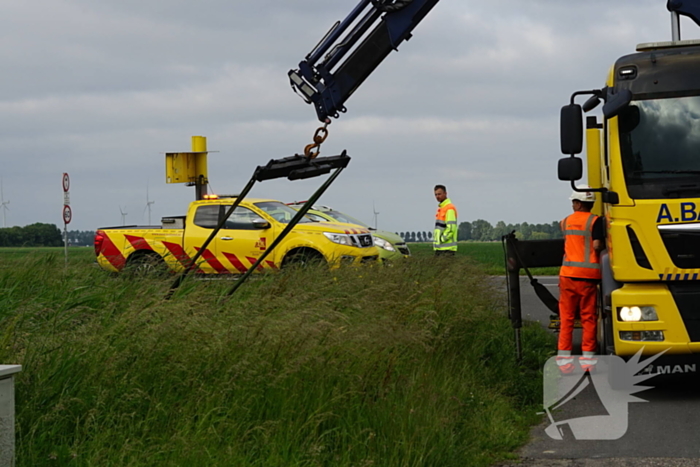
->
xmin=62 ymin=173 xmax=70 ymax=192
xmin=63 ymin=205 xmax=72 ymax=224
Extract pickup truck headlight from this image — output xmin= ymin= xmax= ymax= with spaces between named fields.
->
xmin=373 ymin=237 xmax=395 ymax=252
xmin=618 ymin=306 xmax=658 ymax=322
xmin=323 ymin=232 xmax=353 ymax=246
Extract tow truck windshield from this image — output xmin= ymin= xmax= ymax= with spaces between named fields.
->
xmin=620 ymin=95 xmax=700 ymax=199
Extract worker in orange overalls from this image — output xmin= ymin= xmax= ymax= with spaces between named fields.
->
xmin=556 ymin=187 xmax=605 ymax=374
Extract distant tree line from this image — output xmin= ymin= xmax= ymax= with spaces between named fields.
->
xmin=68 ymin=230 xmax=96 ymax=247
xmin=398 ymin=220 xmax=563 ymax=242
xmin=398 ymin=231 xmax=433 ymax=243
xmin=0 ymin=223 xmax=64 ymax=247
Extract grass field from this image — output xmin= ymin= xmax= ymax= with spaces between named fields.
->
xmin=408 ymin=242 xmax=560 ymax=276
xmin=1 ymin=243 xmax=561 ymax=275
xmin=0 ymin=247 xmax=555 ymax=466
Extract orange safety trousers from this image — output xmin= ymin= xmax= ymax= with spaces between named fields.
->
xmin=558 ymin=276 xmax=598 ymax=353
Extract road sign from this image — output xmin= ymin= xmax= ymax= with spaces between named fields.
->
xmin=63 ymin=205 xmax=72 ymax=224
xmin=62 ymin=173 xmax=70 ymax=192
xmin=63 ymin=192 xmax=70 ymax=205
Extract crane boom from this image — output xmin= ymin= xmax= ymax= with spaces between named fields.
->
xmin=289 ymin=0 xmax=441 ymax=122
xmin=668 ymin=0 xmax=700 ymax=28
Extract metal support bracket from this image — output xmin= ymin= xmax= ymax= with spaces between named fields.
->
xmin=166 ymin=151 xmax=351 ymax=299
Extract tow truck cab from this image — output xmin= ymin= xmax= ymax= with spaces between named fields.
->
xmin=561 ymin=39 xmax=700 ymax=367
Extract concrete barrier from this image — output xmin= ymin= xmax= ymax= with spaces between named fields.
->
xmin=0 ymin=365 xmax=22 ymax=467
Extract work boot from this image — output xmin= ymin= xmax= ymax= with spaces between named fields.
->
xmin=556 ymin=355 xmax=575 ymax=375
xmin=579 ymin=354 xmax=598 ymax=374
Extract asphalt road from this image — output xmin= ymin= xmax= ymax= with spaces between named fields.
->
xmin=491 ymin=276 xmax=700 ymax=466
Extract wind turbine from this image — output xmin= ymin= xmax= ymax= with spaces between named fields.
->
xmin=119 ymin=206 xmax=128 ymax=226
xmin=0 ymin=178 xmax=9 ymax=228
xmin=143 ymin=184 xmax=155 ymax=225
xmin=372 ymin=201 xmax=379 ymax=230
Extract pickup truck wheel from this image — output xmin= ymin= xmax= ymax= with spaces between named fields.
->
xmin=282 ymin=249 xmax=326 ymax=269
xmin=126 ymin=252 xmax=167 ymax=276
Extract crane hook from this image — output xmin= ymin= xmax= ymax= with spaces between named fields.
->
xmin=303 ymin=119 xmax=331 ymax=159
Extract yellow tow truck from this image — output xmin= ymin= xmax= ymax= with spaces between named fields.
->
xmin=95 ymin=196 xmax=379 ymax=274
xmin=553 ymin=3 xmax=700 ymax=375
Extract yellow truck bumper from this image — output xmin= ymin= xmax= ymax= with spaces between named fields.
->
xmin=611 ymin=283 xmax=693 ymax=356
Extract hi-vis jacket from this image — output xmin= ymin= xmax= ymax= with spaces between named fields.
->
xmin=560 ymin=211 xmax=601 ymax=280
xmin=434 ymin=198 xmax=458 ymax=251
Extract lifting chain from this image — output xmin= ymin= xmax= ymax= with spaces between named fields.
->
xmin=303 ymin=119 xmax=331 ymax=159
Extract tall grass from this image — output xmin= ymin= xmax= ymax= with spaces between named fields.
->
xmin=0 ymin=248 xmax=553 ymax=466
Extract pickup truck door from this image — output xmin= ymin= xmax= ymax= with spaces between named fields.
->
xmin=183 ymin=204 xmax=224 ymax=274
xmin=215 ymin=205 xmax=277 ymax=273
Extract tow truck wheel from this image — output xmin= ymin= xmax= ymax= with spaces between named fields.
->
xmin=126 ymin=252 xmax=167 ymax=276
xmin=282 ymin=249 xmax=325 ymax=269
xmin=607 ymin=354 xmax=627 ymax=391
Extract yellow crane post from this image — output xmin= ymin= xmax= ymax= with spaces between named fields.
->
xmin=165 ymin=136 xmax=210 ymax=200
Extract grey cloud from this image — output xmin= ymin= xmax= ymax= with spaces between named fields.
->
xmin=0 ymin=0 xmax=691 ymax=231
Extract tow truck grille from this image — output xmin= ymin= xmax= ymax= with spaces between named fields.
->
xmin=659 ymin=229 xmax=700 ymax=269
xmin=668 ymin=283 xmax=700 ymax=342
xmin=353 ymin=234 xmax=374 ymax=248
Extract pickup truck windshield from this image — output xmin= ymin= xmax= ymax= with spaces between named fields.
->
xmin=321 ymin=210 xmax=370 ymax=228
xmin=619 ymin=95 xmax=700 ymax=199
xmin=254 ymin=201 xmax=313 ymax=224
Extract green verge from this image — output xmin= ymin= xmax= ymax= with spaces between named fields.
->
xmin=0 ymin=248 xmax=554 ymax=466
xmin=409 ymin=242 xmax=560 ymax=276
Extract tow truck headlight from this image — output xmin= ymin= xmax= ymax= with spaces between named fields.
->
xmin=323 ymin=232 xmax=353 ymax=246
xmin=373 ymin=237 xmax=395 ymax=252
xmin=618 ymin=306 xmax=658 ymax=322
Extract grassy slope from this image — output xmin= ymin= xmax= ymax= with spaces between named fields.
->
xmin=0 ymin=247 xmax=554 ymax=466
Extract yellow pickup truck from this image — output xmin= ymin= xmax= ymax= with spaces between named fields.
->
xmin=94 ymin=196 xmax=379 ymax=274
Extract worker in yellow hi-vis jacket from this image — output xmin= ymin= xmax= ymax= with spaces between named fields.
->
xmin=433 ymin=184 xmax=458 ymax=256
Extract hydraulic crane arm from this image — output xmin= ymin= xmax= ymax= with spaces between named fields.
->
xmin=289 ymin=0 xmax=440 ymax=122
xmin=668 ymin=0 xmax=700 ymax=28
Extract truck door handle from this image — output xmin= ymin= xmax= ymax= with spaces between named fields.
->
xmin=220 ymin=236 xmax=234 ymax=241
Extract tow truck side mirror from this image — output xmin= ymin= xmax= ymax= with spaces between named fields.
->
xmin=252 ymin=219 xmax=271 ymax=230
xmin=558 ymin=157 xmax=583 ymax=181
xmin=560 ymin=104 xmax=583 ymax=155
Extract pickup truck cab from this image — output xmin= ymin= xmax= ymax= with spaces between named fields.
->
xmin=94 ymin=197 xmax=379 ymax=274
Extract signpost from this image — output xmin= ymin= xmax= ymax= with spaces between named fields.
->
xmin=62 ymin=173 xmax=70 ymax=265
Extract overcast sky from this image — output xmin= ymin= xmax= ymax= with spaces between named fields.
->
xmin=0 ymin=0 xmax=696 ymax=233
